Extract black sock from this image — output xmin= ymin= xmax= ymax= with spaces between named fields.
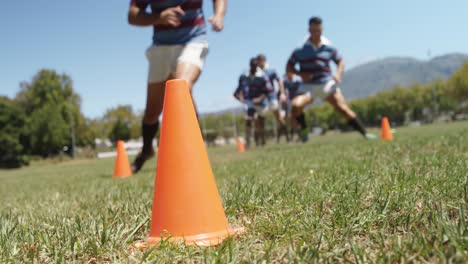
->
xmin=142 ymin=122 xmax=159 ymax=154
xmin=348 ymin=118 xmax=366 ymax=136
xmin=296 ymin=113 xmax=306 ymax=130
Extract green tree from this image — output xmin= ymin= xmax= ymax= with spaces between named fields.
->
xmin=446 ymin=62 xmax=468 ymax=103
xmin=28 ymin=103 xmax=70 ymax=156
xmin=99 ymin=105 xmax=141 ymax=139
xmin=0 ymin=97 xmax=29 ymax=168
xmin=14 ymin=69 xmax=91 ymax=156
xmin=108 ymin=118 xmax=131 ymax=143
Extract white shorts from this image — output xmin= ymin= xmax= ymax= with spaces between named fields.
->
xmin=301 ymin=80 xmax=339 ymax=99
xmin=244 ymin=100 xmax=269 ymax=119
xmin=145 ymin=41 xmax=209 ymax=83
xmin=268 ymin=98 xmax=279 ymax=111
xmin=279 ymin=108 xmax=287 ymax=119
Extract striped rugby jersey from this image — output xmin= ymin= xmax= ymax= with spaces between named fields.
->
xmin=287 ymin=39 xmax=343 ymax=84
xmin=236 ymin=69 xmax=273 ymax=102
xmin=283 ymin=74 xmax=303 ymax=99
xmin=130 ymin=0 xmax=207 ymax=45
xmin=263 ymin=68 xmax=281 ymax=92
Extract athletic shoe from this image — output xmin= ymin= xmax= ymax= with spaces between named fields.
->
xmin=365 ymin=133 xmax=377 ymax=140
xmin=131 ymin=150 xmax=155 ymax=173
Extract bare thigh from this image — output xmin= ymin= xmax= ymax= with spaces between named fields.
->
xmin=173 ymin=62 xmax=202 ymax=111
xmin=291 ymin=94 xmax=313 ymax=115
xmin=144 ymin=62 xmax=202 ymax=124
xmin=325 ymin=90 xmax=356 ymax=120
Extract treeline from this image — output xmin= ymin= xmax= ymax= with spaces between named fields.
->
xmin=306 ymin=62 xmax=468 ymax=131
xmin=0 ymin=70 xmax=142 ymax=168
xmin=2 ymin=63 xmax=467 ymax=168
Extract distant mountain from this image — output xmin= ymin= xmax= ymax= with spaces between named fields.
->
xmin=341 ymin=53 xmax=468 ymax=99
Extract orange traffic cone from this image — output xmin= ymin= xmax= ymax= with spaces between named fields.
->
xmin=381 ymin=117 xmax=394 ymax=141
xmin=236 ymin=137 xmax=245 ymax=153
xmin=113 ymin=140 xmax=132 ymax=178
xmin=147 ymin=79 xmax=244 ymax=246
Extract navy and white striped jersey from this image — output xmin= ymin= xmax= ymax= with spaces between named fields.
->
xmin=236 ymin=69 xmax=273 ymax=101
xmin=283 ymin=74 xmax=303 ymax=99
xmin=130 ymin=0 xmax=207 ymax=45
xmin=287 ymin=40 xmax=343 ymax=84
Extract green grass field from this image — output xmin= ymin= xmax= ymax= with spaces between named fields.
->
xmin=1 ymin=122 xmax=467 ymax=263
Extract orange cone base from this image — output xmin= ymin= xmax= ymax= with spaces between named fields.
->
xmin=114 ymin=174 xmax=131 ymax=178
xmin=147 ymin=226 xmax=245 ymax=247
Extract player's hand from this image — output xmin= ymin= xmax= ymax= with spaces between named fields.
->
xmin=279 ymin=92 xmax=287 ymax=104
xmin=252 ymin=97 xmax=262 ymax=104
xmin=300 ymin=73 xmax=314 ymax=82
xmin=208 ymin=15 xmax=224 ymax=32
xmin=333 ymin=74 xmax=342 ymax=84
xmin=157 ymin=6 xmax=185 ymax=27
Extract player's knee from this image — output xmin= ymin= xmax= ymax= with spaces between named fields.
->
xmin=291 ymin=99 xmax=303 ymax=109
xmin=173 ymin=73 xmax=197 ymax=88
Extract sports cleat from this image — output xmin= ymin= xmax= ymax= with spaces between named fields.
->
xmin=131 ymin=150 xmax=155 ymax=173
xmin=365 ymin=133 xmax=377 ymax=140
xmin=299 ymin=128 xmax=309 ymax=143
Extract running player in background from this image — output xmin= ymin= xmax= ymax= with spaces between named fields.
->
xmin=282 ymin=72 xmax=306 ymax=142
xmin=286 ymin=16 xmax=376 ymax=142
xmin=257 ymin=54 xmax=289 ymax=141
xmin=233 ymin=58 xmax=273 ymax=148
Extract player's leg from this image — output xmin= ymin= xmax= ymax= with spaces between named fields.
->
xmin=325 ymin=89 xmax=375 ymax=139
xmin=255 ymin=114 xmax=266 ymax=146
xmin=245 ymin=108 xmax=255 ymax=148
xmin=291 ymin=93 xmax=313 ymax=142
xmin=132 ymin=45 xmax=172 ymax=173
xmin=268 ymin=94 xmax=287 ymax=141
xmin=141 ymin=81 xmax=165 ymax=151
xmin=173 ymin=42 xmax=209 ymax=118
xmin=132 ymin=82 xmax=165 ymax=173
xmin=282 ymin=99 xmax=291 ymax=142
xmin=287 ymin=97 xmax=298 ymax=141
xmin=277 ymin=106 xmax=288 ymax=143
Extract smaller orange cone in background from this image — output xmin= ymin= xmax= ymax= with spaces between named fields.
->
xmin=236 ymin=137 xmax=245 ymax=153
xmin=381 ymin=117 xmax=394 ymax=141
xmin=113 ymin=140 xmax=132 ymax=178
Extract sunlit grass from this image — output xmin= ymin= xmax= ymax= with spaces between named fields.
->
xmin=1 ymin=122 xmax=467 ymax=263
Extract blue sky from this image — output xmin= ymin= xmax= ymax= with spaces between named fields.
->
xmin=1 ymin=0 xmax=467 ymax=118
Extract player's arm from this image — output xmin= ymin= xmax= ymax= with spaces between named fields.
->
xmin=128 ymin=1 xmax=185 ymax=27
xmin=334 ymin=59 xmax=345 ymax=84
xmin=209 ymin=0 xmax=227 ymax=32
xmin=252 ymin=94 xmax=266 ymax=104
xmin=332 ymin=49 xmax=344 ymax=83
xmin=286 ymin=51 xmax=313 ymax=82
xmin=286 ymin=50 xmax=299 ymax=75
xmin=233 ymin=88 xmax=244 ymax=102
xmin=286 ymin=62 xmax=298 ymax=75
xmin=253 ymin=78 xmax=270 ymax=104
xmin=233 ymin=76 xmax=246 ymax=102
xmin=271 ymin=72 xmax=285 ymax=95
xmin=278 ymin=78 xmax=287 ymax=103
